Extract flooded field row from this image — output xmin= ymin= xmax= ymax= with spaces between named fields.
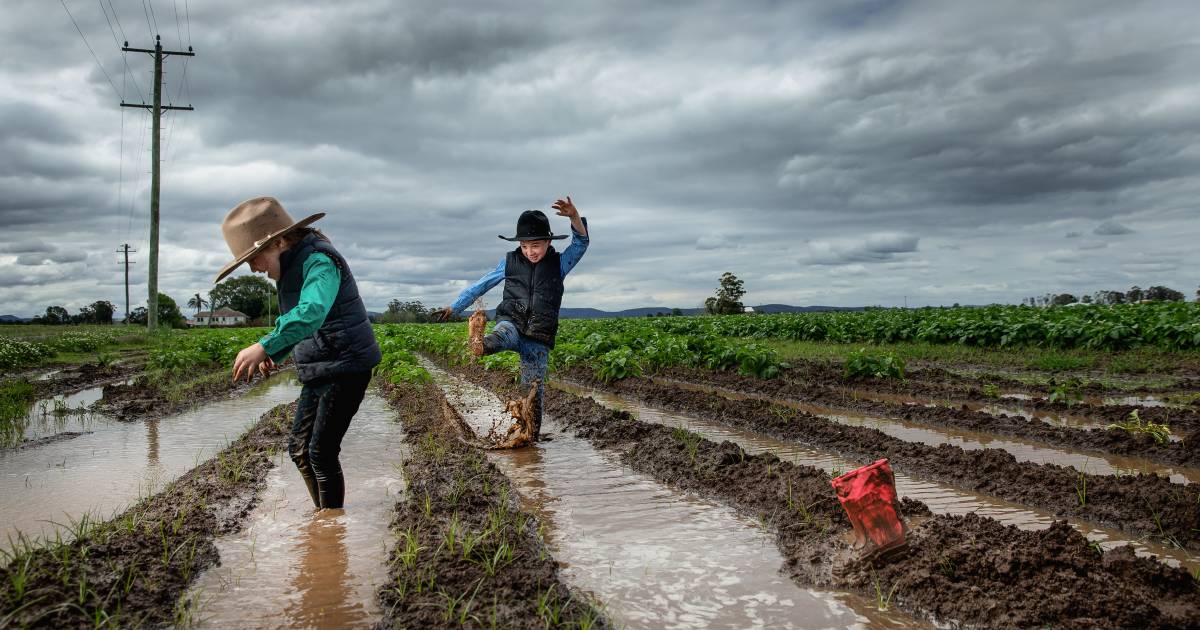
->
xmin=554 ymin=380 xmax=1200 ymax=575
xmin=426 ymin=359 xmax=921 ymax=628
xmin=654 ymin=377 xmax=1200 ymax=485
xmin=0 ymin=372 xmax=301 ymax=546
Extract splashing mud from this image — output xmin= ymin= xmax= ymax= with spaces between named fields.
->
xmin=427 ymin=361 xmax=925 ymax=629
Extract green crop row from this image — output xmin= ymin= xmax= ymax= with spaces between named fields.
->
xmin=146 ymin=328 xmax=272 ymax=373
xmin=560 ymin=303 xmax=1200 ymax=351
xmin=374 ymin=321 xmax=788 ymax=383
xmin=0 ymin=328 xmax=153 ymax=372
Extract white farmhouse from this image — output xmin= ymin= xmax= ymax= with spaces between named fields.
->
xmin=191 ymin=308 xmax=250 ymax=327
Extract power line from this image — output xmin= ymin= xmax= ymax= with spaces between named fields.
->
xmin=183 ymin=0 xmax=190 ymax=45
xmin=141 ymin=0 xmax=154 ymax=38
xmin=60 ymin=0 xmax=122 ymax=99
xmin=172 ymin=0 xmax=183 ymax=48
xmin=105 ymin=0 xmax=126 ymax=42
xmin=145 ymin=0 xmax=160 ymax=36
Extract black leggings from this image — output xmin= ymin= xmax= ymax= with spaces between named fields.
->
xmin=288 ymin=371 xmax=372 ymax=509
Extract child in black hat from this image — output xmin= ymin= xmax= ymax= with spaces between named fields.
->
xmin=435 ymin=197 xmax=588 ymax=440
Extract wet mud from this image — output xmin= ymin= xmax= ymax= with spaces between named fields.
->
xmin=97 ymin=363 xmax=293 ymax=421
xmin=27 ymin=360 xmax=144 ymax=400
xmin=446 ymin=361 xmax=1200 ymax=628
xmin=1 ymin=372 xmax=301 ymax=545
xmin=558 ymin=368 xmax=1200 ymax=551
xmin=372 ymin=379 xmax=605 ymax=629
xmin=554 ymin=380 xmax=1200 ymax=573
xmin=655 ymin=375 xmax=1200 ymax=483
xmin=188 ymin=393 xmax=407 ymax=628
xmin=0 ymin=403 xmax=294 ymax=628
xmin=430 ymin=363 xmax=912 ymax=629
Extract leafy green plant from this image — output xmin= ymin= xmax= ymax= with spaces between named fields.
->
xmin=981 ymin=383 xmax=1000 ymax=398
xmin=1048 ymin=378 xmax=1083 ymax=407
xmin=843 ymin=349 xmax=906 ymax=379
xmin=672 ymin=427 xmax=702 ymax=467
xmin=1106 ymin=410 xmax=1172 ymax=444
xmin=594 ymin=347 xmax=642 ymax=383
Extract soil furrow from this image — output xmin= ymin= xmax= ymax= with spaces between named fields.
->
xmin=561 ymin=368 xmax=1200 ymax=550
xmin=0 ymin=403 xmax=293 ymax=628
xmin=372 ymin=379 xmax=606 ymax=629
xmin=654 ymin=373 xmax=1200 ymax=475
xmin=446 ymin=360 xmax=1200 ymax=629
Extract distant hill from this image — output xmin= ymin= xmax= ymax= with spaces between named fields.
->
xmin=0 ymin=314 xmax=31 ymax=323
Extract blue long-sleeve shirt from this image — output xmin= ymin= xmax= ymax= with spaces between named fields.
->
xmin=450 ymin=218 xmax=589 ymax=315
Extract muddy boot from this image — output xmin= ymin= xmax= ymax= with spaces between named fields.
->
xmin=531 ymin=391 xmax=543 ymax=441
xmin=468 ymin=310 xmax=487 ymax=357
xmin=481 ymin=332 xmax=502 ymax=356
xmin=295 ymin=463 xmax=322 ymax=509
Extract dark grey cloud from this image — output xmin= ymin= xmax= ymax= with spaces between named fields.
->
xmin=1 ymin=0 xmax=1198 ymax=316
xmin=1094 ymin=220 xmax=1135 ymax=235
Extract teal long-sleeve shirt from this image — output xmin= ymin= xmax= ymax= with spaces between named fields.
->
xmin=258 ymin=252 xmax=341 ymax=362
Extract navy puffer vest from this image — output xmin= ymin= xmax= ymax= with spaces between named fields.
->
xmin=277 ymin=234 xmax=381 ymax=383
xmin=495 ymin=247 xmax=564 ymax=347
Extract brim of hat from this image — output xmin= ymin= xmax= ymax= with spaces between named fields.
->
xmin=213 ymin=212 xmax=325 ymax=283
xmin=498 ymin=234 xmax=569 ymax=242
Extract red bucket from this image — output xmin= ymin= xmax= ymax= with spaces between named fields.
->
xmin=831 ymin=459 xmax=907 ymax=558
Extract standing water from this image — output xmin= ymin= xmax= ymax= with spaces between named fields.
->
xmin=554 ymin=381 xmax=1200 ymax=575
xmin=187 ymin=392 xmax=407 ymax=629
xmin=427 ymin=361 xmax=925 ymax=629
xmin=0 ymin=372 xmax=301 ymax=546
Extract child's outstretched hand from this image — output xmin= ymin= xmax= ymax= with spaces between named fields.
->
xmin=552 ymin=196 xmax=586 ymax=236
xmin=552 ymin=196 xmax=578 ymax=220
xmin=233 ymin=342 xmax=273 ymax=383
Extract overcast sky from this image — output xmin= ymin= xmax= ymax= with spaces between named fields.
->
xmin=2 ymin=0 xmax=1199 ymax=317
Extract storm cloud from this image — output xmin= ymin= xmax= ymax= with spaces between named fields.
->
xmin=1 ymin=0 xmax=1198 ymax=317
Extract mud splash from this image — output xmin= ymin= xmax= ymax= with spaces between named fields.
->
xmin=0 ymin=372 xmax=301 ymax=546
xmin=554 ymin=380 xmax=1200 ymax=575
xmin=187 ymin=393 xmax=406 ymax=628
xmin=429 ymin=363 xmax=924 ymax=629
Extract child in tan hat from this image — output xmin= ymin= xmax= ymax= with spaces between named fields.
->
xmin=218 ymin=196 xmax=382 ymax=510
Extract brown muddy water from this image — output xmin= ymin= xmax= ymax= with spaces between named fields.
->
xmin=425 ymin=362 xmax=925 ymax=630
xmin=186 ymin=392 xmax=407 ymax=629
xmin=659 ymin=378 xmax=1199 ymax=485
xmin=5 ymin=381 xmax=130 ymax=447
xmin=555 ymin=381 xmax=1200 ymax=576
xmin=0 ymin=372 xmax=301 ymax=546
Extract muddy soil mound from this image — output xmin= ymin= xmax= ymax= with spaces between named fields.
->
xmin=31 ymin=361 xmax=143 ymax=399
xmin=374 ymin=380 xmax=605 ymax=629
xmin=659 ymin=367 xmax=1200 ymax=466
xmin=563 ymin=369 xmax=1200 ymax=550
xmin=98 ymin=366 xmax=290 ymax=421
xmin=0 ymin=403 xmax=293 ymax=628
xmin=446 ymin=361 xmax=1200 ymax=628
xmin=664 ymin=365 xmax=1200 ymax=436
xmin=841 ymin=514 xmax=1200 ymax=629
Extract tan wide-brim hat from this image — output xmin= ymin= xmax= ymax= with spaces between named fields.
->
xmin=214 ymin=196 xmax=325 ymax=282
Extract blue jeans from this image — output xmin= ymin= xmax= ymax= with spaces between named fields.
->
xmin=487 ymin=320 xmax=550 ymax=398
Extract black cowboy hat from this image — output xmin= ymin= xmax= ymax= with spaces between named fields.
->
xmin=499 ymin=210 xmax=568 ymax=242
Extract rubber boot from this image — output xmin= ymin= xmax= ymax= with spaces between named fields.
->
xmin=531 ymin=392 xmax=543 ymax=441
xmin=481 ymin=332 xmax=502 ymax=356
xmin=295 ymin=462 xmax=322 ymax=509
xmin=317 ymin=470 xmax=345 ymax=510
xmin=831 ymin=459 xmax=908 ymax=560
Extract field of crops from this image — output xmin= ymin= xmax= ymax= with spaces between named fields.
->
xmin=1 ymin=311 xmax=1198 ymax=627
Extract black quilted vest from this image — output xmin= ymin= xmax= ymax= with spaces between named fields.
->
xmin=494 ymin=247 xmax=564 ymax=347
xmin=277 ymin=234 xmax=381 ymax=383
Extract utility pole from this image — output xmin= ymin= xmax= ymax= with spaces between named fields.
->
xmin=121 ymin=35 xmax=194 ymax=330
xmin=117 ymin=244 xmax=136 ymax=324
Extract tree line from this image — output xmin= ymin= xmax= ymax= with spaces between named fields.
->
xmin=1023 ymin=285 xmax=1192 ymax=307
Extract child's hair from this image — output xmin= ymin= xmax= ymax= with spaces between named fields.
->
xmin=280 ymin=227 xmax=329 ymax=248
